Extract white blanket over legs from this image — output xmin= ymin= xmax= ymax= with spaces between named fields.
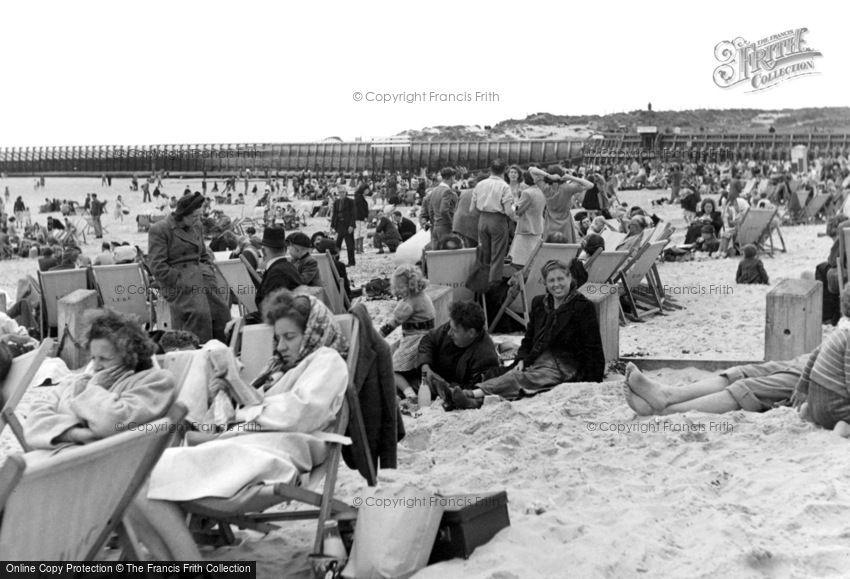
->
xmin=148 ymin=347 xmax=348 ymax=501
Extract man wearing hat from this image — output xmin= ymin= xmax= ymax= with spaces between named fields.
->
xmin=286 ymin=231 xmax=322 ymax=286
xmin=330 ymin=186 xmax=357 ymax=266
xmin=253 ymin=227 xmax=303 ymax=312
xmin=148 ymin=192 xmax=231 ymax=343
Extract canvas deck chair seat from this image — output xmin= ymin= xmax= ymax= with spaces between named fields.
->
xmin=315 ymin=251 xmax=350 ymax=314
xmin=585 ymin=251 xmax=630 ymax=284
xmin=82 ymin=214 xmax=109 ymax=237
xmin=600 ymin=229 xmax=626 ymax=251
xmin=37 ymin=268 xmax=91 ymax=339
xmin=735 ymin=207 xmax=779 ymax=256
xmin=184 ymin=314 xmax=369 ymax=554
xmin=91 ymin=263 xmax=154 ymax=330
xmin=616 ymin=240 xmax=669 ymax=322
xmin=0 ymin=340 xmax=52 ymax=450
xmin=423 ymin=247 xmax=480 ymax=302
xmin=501 ymin=243 xmax=581 ymax=328
xmin=800 ymin=193 xmax=832 ymax=223
xmin=214 ymin=258 xmax=259 ymax=316
xmin=0 ymin=403 xmax=187 ymax=560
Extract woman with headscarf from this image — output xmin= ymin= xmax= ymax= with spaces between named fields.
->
xmin=147 ymin=192 xmax=231 ymax=343
xmin=448 ymin=258 xmax=604 ymax=409
xmin=126 ymin=289 xmax=349 ymax=559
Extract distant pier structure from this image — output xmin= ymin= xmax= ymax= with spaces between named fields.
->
xmin=0 ymin=132 xmax=847 ymax=175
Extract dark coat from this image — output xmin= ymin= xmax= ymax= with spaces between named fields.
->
xmin=343 ymin=303 xmax=404 ymax=479
xmin=331 ymin=196 xmax=357 ymax=233
xmin=255 ymin=256 xmax=302 ymax=309
xmin=147 ymin=214 xmax=231 ymax=343
xmin=517 ymin=291 xmax=605 ymax=382
xmin=375 ymin=217 xmax=401 ymax=244
xmin=417 ymin=322 xmax=501 ymax=388
xmin=354 ymin=192 xmax=370 ymax=221
xmin=396 ymin=216 xmax=417 ymax=241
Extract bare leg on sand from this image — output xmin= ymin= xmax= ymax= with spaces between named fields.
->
xmin=625 ymin=362 xmax=741 ymax=415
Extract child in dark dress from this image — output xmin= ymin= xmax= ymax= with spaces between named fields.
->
xmin=736 ymin=244 xmax=769 ymax=284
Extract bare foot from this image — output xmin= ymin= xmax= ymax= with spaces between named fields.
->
xmin=833 ymin=421 xmax=850 ymax=438
xmin=625 ymin=362 xmax=669 ymax=413
xmin=622 ymin=381 xmax=654 ymax=416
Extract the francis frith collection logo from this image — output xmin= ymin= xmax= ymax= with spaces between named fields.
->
xmin=713 ymin=28 xmax=822 ymax=92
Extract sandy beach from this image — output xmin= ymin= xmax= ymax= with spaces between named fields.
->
xmin=0 ymin=176 xmax=844 ymax=578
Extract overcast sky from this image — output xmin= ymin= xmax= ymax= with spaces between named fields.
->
xmin=0 ymin=0 xmax=844 ymax=146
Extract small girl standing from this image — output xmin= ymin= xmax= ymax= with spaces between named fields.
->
xmin=380 ymin=264 xmax=436 ymax=412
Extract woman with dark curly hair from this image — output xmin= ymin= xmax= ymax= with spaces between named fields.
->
xmin=24 ymin=309 xmax=176 ymax=449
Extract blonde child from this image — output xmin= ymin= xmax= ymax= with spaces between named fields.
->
xmin=380 ymin=264 xmax=436 ymax=412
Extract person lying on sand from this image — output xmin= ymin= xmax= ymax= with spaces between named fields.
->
xmin=624 ymin=291 xmax=850 ymax=433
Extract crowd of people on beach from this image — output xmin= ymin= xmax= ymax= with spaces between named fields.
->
xmin=2 ymin=150 xmax=850 ymax=563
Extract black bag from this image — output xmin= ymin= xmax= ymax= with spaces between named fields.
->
xmin=364 ymin=277 xmax=392 ymax=299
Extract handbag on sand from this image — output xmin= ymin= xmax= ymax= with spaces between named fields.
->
xmin=343 ymin=486 xmax=444 ymax=579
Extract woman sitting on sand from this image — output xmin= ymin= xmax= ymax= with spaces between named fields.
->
xmin=623 ymin=291 xmax=850 ymax=418
xmin=127 ymin=289 xmax=349 ymax=559
xmin=24 ymin=309 xmax=176 ymax=450
xmin=449 ymin=258 xmax=605 ymax=409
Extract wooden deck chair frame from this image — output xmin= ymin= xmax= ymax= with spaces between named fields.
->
xmin=37 ymin=268 xmax=91 ymax=339
xmin=214 ymin=258 xmax=259 ymax=316
xmin=0 ymin=403 xmax=187 ymax=560
xmin=735 ymin=207 xmax=778 ymax=256
xmin=314 ymin=251 xmax=350 ymax=315
xmin=91 ymin=263 xmax=155 ymax=330
xmin=0 ymin=339 xmax=53 ymax=451
xmin=183 ymin=315 xmax=369 ymax=554
xmin=616 ymin=240 xmax=669 ymax=322
xmin=838 ymin=227 xmax=850 ymax=292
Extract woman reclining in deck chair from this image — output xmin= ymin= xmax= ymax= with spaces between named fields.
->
xmin=24 ymin=309 xmax=176 ymax=452
xmin=128 ymin=288 xmax=349 ymax=559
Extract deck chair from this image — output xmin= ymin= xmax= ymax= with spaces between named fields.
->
xmin=616 ymin=240 xmax=669 ymax=321
xmin=37 ymin=268 xmax=91 ymax=339
xmin=91 ymin=263 xmax=155 ymax=329
xmin=735 ymin=207 xmax=778 ymax=256
xmin=182 ymin=314 xmax=368 ymax=554
xmin=800 ymin=194 xmax=832 ymax=223
xmin=585 ymin=251 xmax=630 ymax=283
xmin=837 ymin=227 xmax=850 ymax=292
xmin=0 ymin=340 xmax=52 ymax=450
xmin=600 ymin=229 xmax=627 ymax=250
xmin=137 ymin=214 xmax=152 ymax=232
xmin=214 ymin=259 xmax=258 ymax=316
xmin=0 ymin=403 xmax=187 ymax=560
xmin=423 ymin=248 xmax=479 ymax=302
xmin=81 ymin=214 xmax=109 ymax=237
xmin=315 ymin=252 xmax=350 ymax=314
xmin=501 ymin=243 xmax=581 ymax=328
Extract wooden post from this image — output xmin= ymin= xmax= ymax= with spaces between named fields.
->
xmin=57 ymin=289 xmax=98 ymax=370
xmin=579 ymin=283 xmax=620 ymax=364
xmin=765 ymin=279 xmax=822 ymax=361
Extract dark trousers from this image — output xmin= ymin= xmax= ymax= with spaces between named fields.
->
xmin=477 ymin=212 xmax=510 ymax=284
xmin=816 ymin=261 xmax=841 ymax=325
xmin=336 ymin=230 xmax=356 ymax=265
